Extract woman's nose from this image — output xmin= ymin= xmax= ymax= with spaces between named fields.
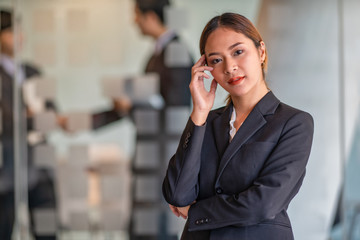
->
xmin=224 ymin=59 xmax=238 ymax=74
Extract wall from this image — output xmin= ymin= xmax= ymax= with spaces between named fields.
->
xmin=257 ymin=0 xmax=359 ymax=239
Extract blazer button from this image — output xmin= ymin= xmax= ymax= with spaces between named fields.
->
xmin=205 ymin=218 xmax=210 ymax=223
xmin=195 ymin=220 xmax=200 ymax=225
xmin=200 ymin=219 xmax=204 ymax=224
xmin=216 ymin=187 xmax=223 ymax=194
xmin=183 ymin=143 xmax=188 ymax=149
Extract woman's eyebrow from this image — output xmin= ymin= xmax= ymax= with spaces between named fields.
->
xmin=207 ymin=42 xmax=244 ymax=57
xmin=228 ymin=42 xmax=243 ymax=50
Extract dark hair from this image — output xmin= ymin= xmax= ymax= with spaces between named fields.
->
xmin=0 ymin=10 xmax=12 ymax=32
xmin=199 ymin=12 xmax=268 ymax=79
xmin=135 ymin=0 xmax=170 ymax=24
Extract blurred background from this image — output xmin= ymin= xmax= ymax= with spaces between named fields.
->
xmin=0 ymin=0 xmax=359 ymax=239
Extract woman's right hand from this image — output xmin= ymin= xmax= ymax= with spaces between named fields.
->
xmin=189 ymin=55 xmax=217 ymax=126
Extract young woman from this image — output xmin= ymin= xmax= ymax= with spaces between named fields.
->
xmin=162 ymin=13 xmax=314 ymax=239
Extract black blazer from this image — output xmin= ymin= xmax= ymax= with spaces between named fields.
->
xmin=0 ymin=64 xmax=41 ymax=169
xmin=0 ymin=63 xmax=56 ymax=191
xmin=163 ymin=91 xmax=314 ymax=240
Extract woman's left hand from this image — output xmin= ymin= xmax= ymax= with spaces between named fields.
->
xmin=169 ymin=204 xmax=192 ymax=219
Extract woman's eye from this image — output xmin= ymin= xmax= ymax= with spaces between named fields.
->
xmin=210 ymin=58 xmax=222 ymax=65
xmin=234 ymin=50 xmax=243 ymax=56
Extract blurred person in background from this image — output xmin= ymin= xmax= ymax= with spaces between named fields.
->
xmin=118 ymin=1 xmax=194 ymax=239
xmin=94 ymin=0 xmax=195 ymax=126
xmin=132 ymin=0 xmax=193 ymax=107
xmin=0 ymin=9 xmax=57 ymax=240
xmin=92 ymin=1 xmax=194 ymax=238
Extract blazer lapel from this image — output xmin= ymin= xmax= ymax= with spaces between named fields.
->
xmin=212 ymin=105 xmax=232 ymax=158
xmin=216 ymin=108 xmax=266 ymax=179
xmin=215 ymin=91 xmax=280 ymax=181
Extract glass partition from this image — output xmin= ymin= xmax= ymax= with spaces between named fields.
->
xmin=0 ymin=0 xmax=359 ymax=239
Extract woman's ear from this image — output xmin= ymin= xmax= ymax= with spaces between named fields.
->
xmin=259 ymin=41 xmax=266 ymax=63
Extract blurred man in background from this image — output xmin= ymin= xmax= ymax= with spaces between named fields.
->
xmin=134 ymin=0 xmax=192 ymax=107
xmin=123 ymin=1 xmax=194 ymax=239
xmin=0 ymin=9 xmax=57 ymax=240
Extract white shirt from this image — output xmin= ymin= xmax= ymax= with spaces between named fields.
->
xmin=154 ymin=30 xmax=176 ymax=55
xmin=0 ymin=54 xmax=25 ymax=84
xmin=229 ymin=107 xmax=237 ymax=142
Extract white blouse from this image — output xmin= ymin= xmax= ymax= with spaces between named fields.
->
xmin=229 ymin=107 xmax=237 ymax=142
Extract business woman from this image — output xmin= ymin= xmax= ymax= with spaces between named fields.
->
xmin=162 ymin=13 xmax=314 ymax=240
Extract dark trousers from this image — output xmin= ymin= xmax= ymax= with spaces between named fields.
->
xmin=0 ymin=169 xmax=57 ymax=240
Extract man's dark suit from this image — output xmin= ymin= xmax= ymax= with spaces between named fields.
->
xmin=163 ymin=91 xmax=314 ymax=240
xmin=145 ymin=34 xmax=192 ymax=106
xmin=0 ymin=63 xmax=57 ymax=240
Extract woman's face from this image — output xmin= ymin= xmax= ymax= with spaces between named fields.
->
xmin=205 ymin=27 xmax=266 ymax=98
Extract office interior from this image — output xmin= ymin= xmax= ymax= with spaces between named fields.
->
xmin=0 ymin=0 xmax=359 ymax=239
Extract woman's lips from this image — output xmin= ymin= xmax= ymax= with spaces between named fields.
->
xmin=228 ymin=76 xmax=245 ymax=85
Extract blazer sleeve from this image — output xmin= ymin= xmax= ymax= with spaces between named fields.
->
xmin=91 ymin=109 xmax=125 ymax=130
xmin=187 ymin=111 xmax=314 ymax=231
xmin=162 ymin=118 xmax=207 ymax=207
